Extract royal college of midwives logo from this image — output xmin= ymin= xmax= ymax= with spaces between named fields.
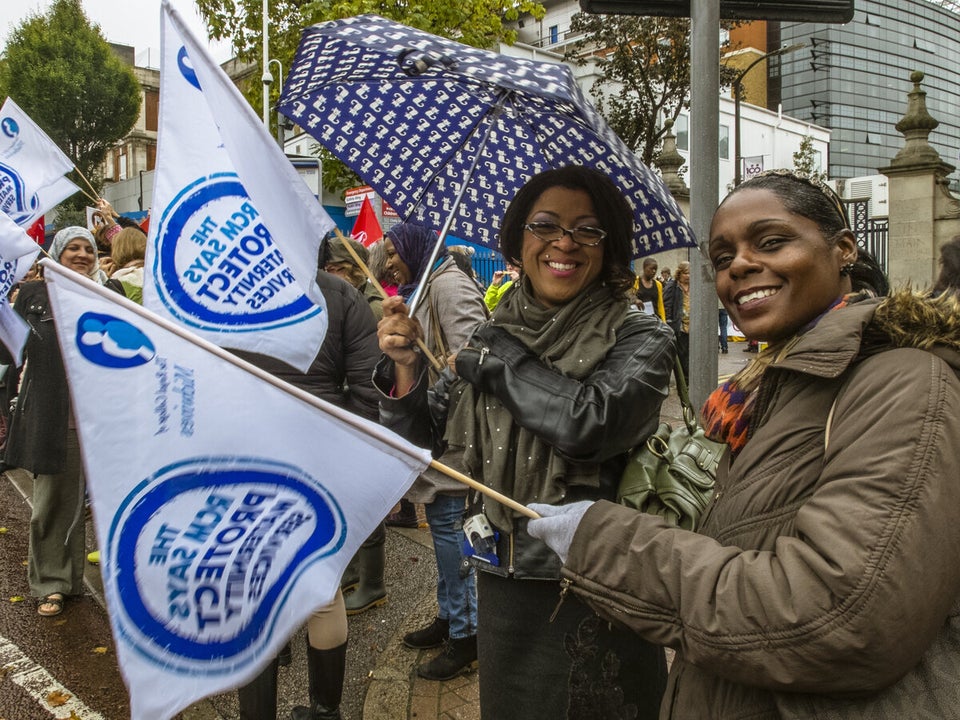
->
xmin=109 ymin=457 xmax=346 ymax=673
xmin=77 ymin=312 xmax=157 ymax=369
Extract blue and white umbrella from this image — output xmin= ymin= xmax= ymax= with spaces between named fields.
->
xmin=279 ymin=14 xmax=697 ymax=258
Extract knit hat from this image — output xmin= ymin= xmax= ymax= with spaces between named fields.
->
xmin=50 ymin=226 xmax=103 ymax=281
xmin=326 ymin=236 xmax=369 ymax=267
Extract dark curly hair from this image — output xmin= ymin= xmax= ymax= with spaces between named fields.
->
xmin=722 ymin=171 xmax=889 ymax=296
xmin=498 ymin=166 xmax=635 ymax=297
xmin=933 ymin=235 xmax=960 ymax=297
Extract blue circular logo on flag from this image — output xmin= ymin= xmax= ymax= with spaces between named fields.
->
xmin=76 ymin=312 xmax=156 ymax=368
xmin=109 ymin=457 xmax=346 ymax=671
xmin=0 ymin=117 xmax=18 ymax=139
xmin=0 ymin=160 xmax=39 ymax=225
xmin=151 ymin=174 xmax=319 ymax=332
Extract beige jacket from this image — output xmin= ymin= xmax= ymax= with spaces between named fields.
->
xmin=563 ymin=294 xmax=960 ymax=719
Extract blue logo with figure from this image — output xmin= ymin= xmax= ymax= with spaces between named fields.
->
xmin=178 ymin=47 xmax=201 ymax=90
xmin=108 ymin=457 xmax=346 ymax=672
xmin=0 ymin=160 xmax=39 ymax=225
xmin=0 ymin=117 xmax=18 ymax=139
xmin=76 ymin=312 xmax=156 ymax=368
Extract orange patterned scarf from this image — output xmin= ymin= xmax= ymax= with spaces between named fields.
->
xmin=700 ymin=294 xmax=858 ymax=454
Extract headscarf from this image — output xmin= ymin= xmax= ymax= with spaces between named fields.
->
xmin=50 ymin=226 xmax=105 ymax=283
xmin=385 ymin=223 xmax=446 ymax=300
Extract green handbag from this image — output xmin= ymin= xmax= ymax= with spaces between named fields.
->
xmin=617 ymin=359 xmax=725 ymax=531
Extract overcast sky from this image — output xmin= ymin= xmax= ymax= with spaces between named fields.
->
xmin=0 ymin=0 xmax=233 ymax=64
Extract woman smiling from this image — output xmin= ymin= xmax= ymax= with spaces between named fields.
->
xmin=377 ymin=166 xmax=674 ymax=719
xmin=529 ymin=170 xmax=960 ymax=718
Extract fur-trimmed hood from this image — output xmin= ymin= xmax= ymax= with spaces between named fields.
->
xmin=871 ymin=290 xmax=960 ymax=371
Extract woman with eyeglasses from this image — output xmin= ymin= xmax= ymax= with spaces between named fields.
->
xmin=376 ymin=166 xmax=674 ymax=719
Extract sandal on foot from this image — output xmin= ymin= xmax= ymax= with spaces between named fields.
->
xmin=37 ymin=593 xmax=64 ymax=617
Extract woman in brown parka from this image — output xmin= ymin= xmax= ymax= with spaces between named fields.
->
xmin=528 ymin=171 xmax=960 ymax=719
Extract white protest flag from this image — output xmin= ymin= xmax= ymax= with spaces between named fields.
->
xmin=43 ymin=259 xmax=431 ymax=720
xmin=144 ymin=1 xmax=333 ymax=372
xmin=0 ymin=212 xmax=41 ymax=362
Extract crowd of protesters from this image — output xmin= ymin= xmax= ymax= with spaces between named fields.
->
xmin=3 ymin=172 xmax=960 ymax=720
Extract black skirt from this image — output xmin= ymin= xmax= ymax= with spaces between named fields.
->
xmin=477 ymin=572 xmax=667 ymax=720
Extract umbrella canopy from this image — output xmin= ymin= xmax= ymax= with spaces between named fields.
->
xmin=279 ymin=14 xmax=696 ymax=258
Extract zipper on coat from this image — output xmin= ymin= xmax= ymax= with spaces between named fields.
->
xmin=507 ymin=532 xmax=515 ymax=575
xmin=549 ymin=577 xmax=572 ymax=623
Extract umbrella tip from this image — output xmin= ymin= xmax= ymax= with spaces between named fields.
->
xmin=397 ymin=48 xmax=457 ymax=76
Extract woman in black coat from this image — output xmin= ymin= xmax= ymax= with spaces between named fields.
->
xmin=3 ymin=227 xmax=120 ymax=617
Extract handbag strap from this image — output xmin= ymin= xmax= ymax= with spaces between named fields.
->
xmin=672 ymin=357 xmax=699 ymax=431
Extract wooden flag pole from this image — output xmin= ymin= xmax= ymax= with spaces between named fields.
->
xmin=332 ymin=229 xmax=444 ymax=373
xmin=428 ymin=460 xmax=539 ymax=519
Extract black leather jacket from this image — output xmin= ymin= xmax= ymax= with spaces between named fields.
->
xmin=378 ymin=306 xmax=675 ymax=579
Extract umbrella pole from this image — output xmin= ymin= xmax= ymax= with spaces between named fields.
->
xmin=407 ymin=94 xmax=508 ymax=316
xmin=331 ymin=228 xmax=444 ymax=372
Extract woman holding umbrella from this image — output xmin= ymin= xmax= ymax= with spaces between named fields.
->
xmin=376 ymin=166 xmax=673 ymax=718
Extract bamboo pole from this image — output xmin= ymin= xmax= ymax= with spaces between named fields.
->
xmin=429 ymin=460 xmax=539 ymax=519
xmin=71 ymin=166 xmax=101 ymax=204
xmin=331 ymin=229 xmax=443 ymax=373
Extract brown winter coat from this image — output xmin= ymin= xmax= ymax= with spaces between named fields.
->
xmin=562 ymin=293 xmax=960 ymax=719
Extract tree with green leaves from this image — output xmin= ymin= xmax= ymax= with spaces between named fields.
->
xmin=194 ymin=0 xmax=546 ymax=192
xmin=566 ymin=13 xmax=739 ymax=166
xmin=793 ymin=135 xmax=827 ymax=182
xmin=0 ymin=0 xmax=140 ymax=200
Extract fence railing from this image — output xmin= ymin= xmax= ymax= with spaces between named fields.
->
xmin=844 ymin=199 xmax=889 ymax=273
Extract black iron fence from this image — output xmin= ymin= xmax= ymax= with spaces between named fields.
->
xmin=844 ymin=199 xmax=888 ymax=273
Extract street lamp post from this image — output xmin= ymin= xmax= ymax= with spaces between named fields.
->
xmin=733 ymin=43 xmax=804 ymax=186
xmin=261 ymin=0 xmax=272 ymax=127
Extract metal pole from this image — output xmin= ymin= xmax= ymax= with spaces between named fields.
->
xmin=688 ymin=0 xmax=720 ymax=409
xmin=734 ymin=80 xmax=742 ymax=186
xmin=269 ymin=59 xmax=284 ymax=147
xmin=261 ymin=0 xmax=271 ymax=127
xmin=407 ymin=93 xmax=508 ymax=316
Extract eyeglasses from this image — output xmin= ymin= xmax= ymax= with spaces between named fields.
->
xmin=524 ymin=222 xmax=606 ymax=247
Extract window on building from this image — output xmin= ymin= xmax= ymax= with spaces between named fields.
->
xmin=145 ymin=90 xmax=159 ymax=132
xmin=719 ymin=124 xmax=730 ymax=160
xmin=549 ymin=25 xmax=558 ymax=45
xmin=675 ymin=114 xmax=689 ymax=151
xmin=118 ymin=149 xmax=128 ymax=180
xmin=147 ymin=144 xmax=156 ymax=171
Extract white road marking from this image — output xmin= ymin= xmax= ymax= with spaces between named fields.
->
xmin=0 ymin=633 xmax=105 ymax=719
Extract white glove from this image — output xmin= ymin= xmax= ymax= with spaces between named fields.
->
xmin=527 ymin=501 xmax=594 ymax=564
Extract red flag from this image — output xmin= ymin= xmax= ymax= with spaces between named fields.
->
xmin=351 ymin=195 xmax=383 ymax=247
xmin=25 ymin=217 xmax=44 ymax=245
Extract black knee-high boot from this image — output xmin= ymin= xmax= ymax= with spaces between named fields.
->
xmin=238 ymin=657 xmax=278 ymax=720
xmin=290 ymin=642 xmax=347 ymax=720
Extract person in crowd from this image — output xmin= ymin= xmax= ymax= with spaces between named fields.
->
xmin=234 ymin=258 xmax=381 ymax=720
xmin=634 ymin=256 xmax=666 ymax=320
xmin=448 ymin=244 xmax=486 ymax=293
xmin=376 ymin=221 xmax=487 ymax=681
xmin=366 ymin=239 xmax=397 ymax=298
xmin=376 ymin=167 xmax=672 ymax=716
xmin=109 ymin=227 xmax=147 ymax=304
xmin=483 ymin=263 xmax=520 ymax=313
xmin=323 ymin=235 xmax=384 ymax=320
xmin=315 ymin=234 xmax=390 ymax=615
xmin=2 ymin=227 xmax=123 ymax=617
xmin=931 ymin=234 xmax=960 ymax=298
xmin=718 ymin=297 xmax=729 ymax=354
xmin=528 ymin=170 xmax=960 ymax=718
xmin=659 ymin=266 xmax=672 ymax=283
xmin=663 ymin=259 xmax=691 ymax=378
